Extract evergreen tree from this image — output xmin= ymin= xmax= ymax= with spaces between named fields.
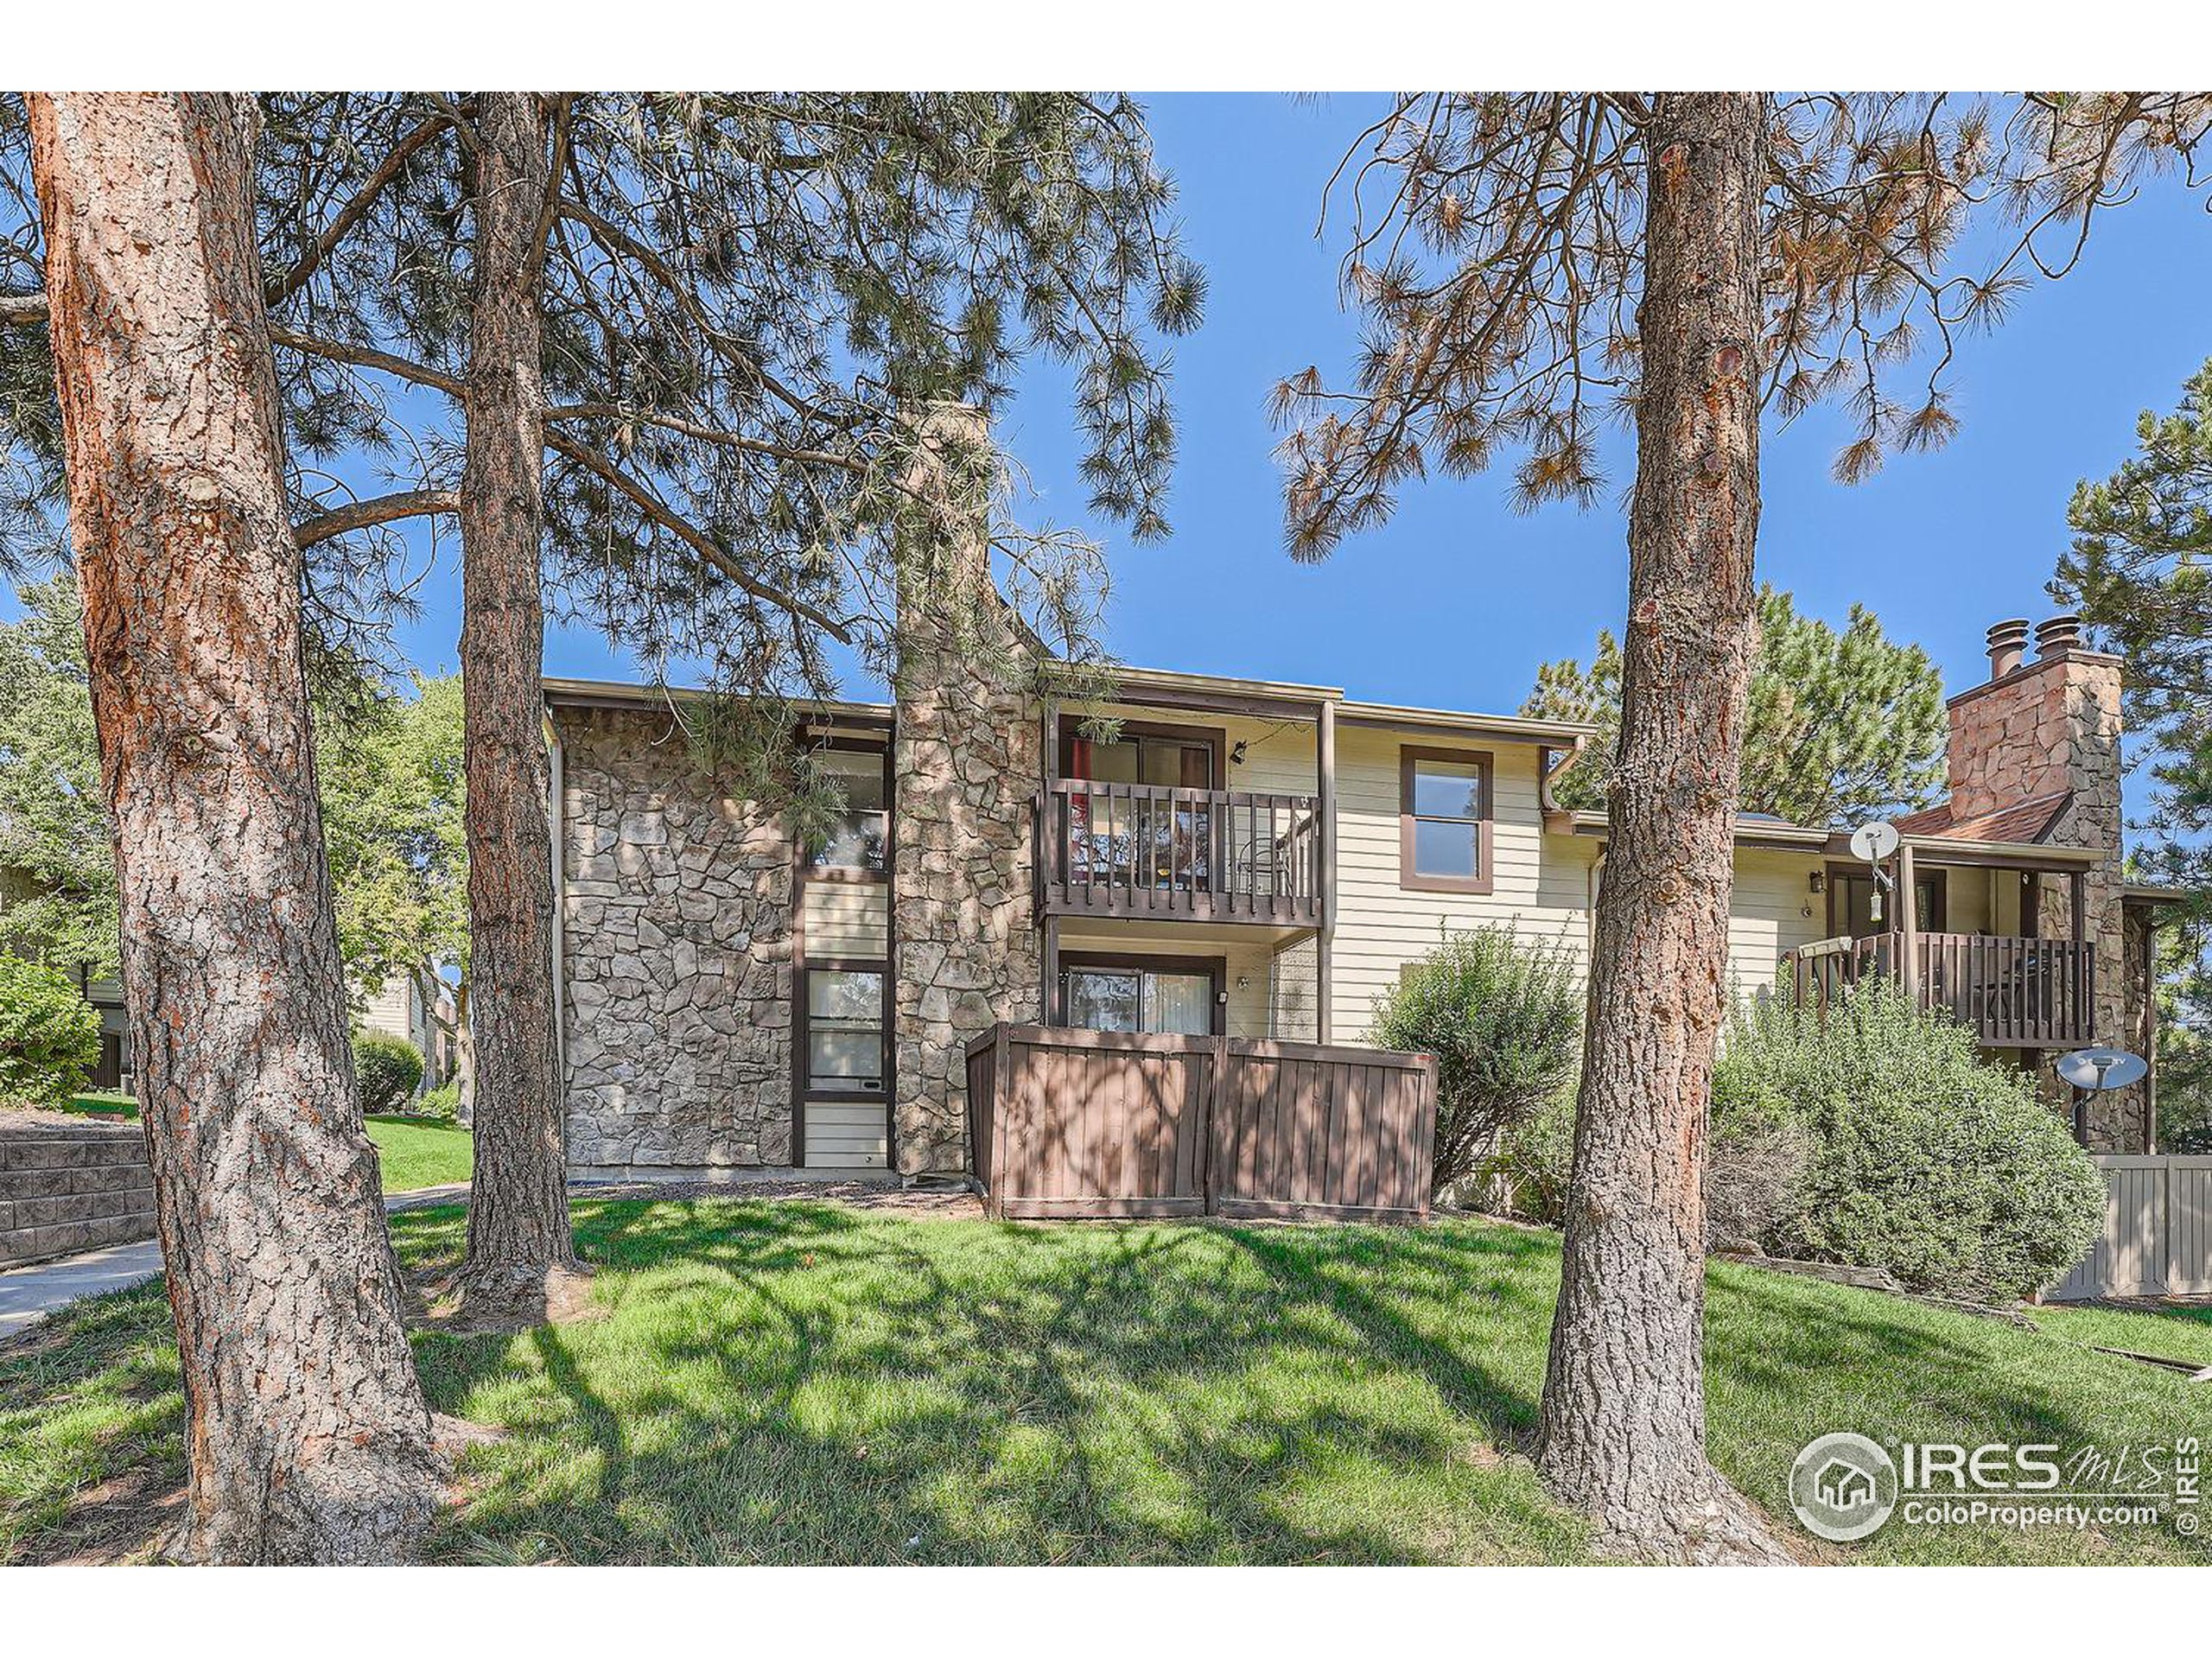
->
xmin=23 ymin=90 xmax=436 ymax=1562
xmin=4 ymin=92 xmax=1200 ymax=1316
xmin=0 ymin=570 xmax=112 ymax=982
xmin=0 ymin=569 xmax=467 ymax=1005
xmin=236 ymin=92 xmax=1203 ymax=1313
xmin=1523 ymin=587 xmax=1946 ymax=827
xmin=2054 ymin=353 xmax=2212 ymax=1147
xmin=1278 ymin=91 xmax=2211 ymax=1560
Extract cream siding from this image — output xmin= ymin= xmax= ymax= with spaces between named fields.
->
xmin=1327 ymin=727 xmax=1595 ymax=1040
xmin=1269 ymin=934 xmax=1319 ymax=1040
xmin=1322 ymin=723 xmax=1823 ymax=1039
xmin=803 ymin=880 xmax=890 ymax=959
xmin=1724 ymin=850 xmax=1829 ymax=1002
xmin=804 ymin=1099 xmax=889 ymax=1170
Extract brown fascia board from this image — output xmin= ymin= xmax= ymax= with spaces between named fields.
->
xmin=2123 ymin=881 xmax=2198 ymax=908
xmin=1566 ymin=809 xmax=1827 ymax=851
xmin=540 ymin=675 xmax=893 ymax=726
xmin=1337 ymin=700 xmax=1600 ymax=746
xmin=1888 ymin=833 xmax=2101 ymax=872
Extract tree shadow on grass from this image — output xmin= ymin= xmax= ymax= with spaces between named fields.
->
xmin=408 ymin=1201 xmax=1588 ymax=1564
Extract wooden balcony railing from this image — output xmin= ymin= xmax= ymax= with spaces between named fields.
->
xmin=1785 ymin=930 xmax=2096 ymax=1050
xmin=1036 ymin=779 xmax=1323 ymax=925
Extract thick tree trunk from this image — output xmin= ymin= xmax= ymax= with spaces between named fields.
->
xmin=455 ymin=92 xmax=578 ymax=1312
xmin=1535 ymin=92 xmax=1787 ymax=1563
xmin=29 ymin=92 xmax=439 ymax=1562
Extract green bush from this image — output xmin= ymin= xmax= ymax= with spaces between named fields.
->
xmin=416 ymin=1079 xmax=461 ymax=1121
xmin=0 ymin=957 xmax=103 ymax=1109
xmin=352 ymin=1032 xmax=424 ymax=1116
xmin=1491 ymin=1083 xmax=1576 ymax=1223
xmin=1714 ymin=982 xmax=2104 ymax=1300
xmin=1366 ymin=926 xmax=1583 ymax=1194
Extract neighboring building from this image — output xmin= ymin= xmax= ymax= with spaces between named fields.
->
xmin=359 ymin=964 xmax=460 ymax=1093
xmin=546 ymin=607 xmax=2176 ymax=1182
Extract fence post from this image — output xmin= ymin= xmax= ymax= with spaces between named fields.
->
xmin=1199 ymin=1033 xmax=1230 ymax=1215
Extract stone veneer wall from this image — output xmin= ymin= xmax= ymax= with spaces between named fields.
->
xmin=887 ymin=410 xmax=1043 ymax=1177
xmin=1945 ymin=644 xmax=2139 ymax=1148
xmin=890 ymin=634 xmax=1041 ymax=1176
xmin=556 ymin=705 xmax=798 ymax=1172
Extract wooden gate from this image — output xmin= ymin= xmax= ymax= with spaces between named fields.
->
xmin=965 ymin=1024 xmax=1436 ymax=1224
xmin=2046 ymin=1156 xmax=2212 ymax=1300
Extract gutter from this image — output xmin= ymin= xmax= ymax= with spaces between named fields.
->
xmin=1538 ymin=741 xmax=1586 ymax=835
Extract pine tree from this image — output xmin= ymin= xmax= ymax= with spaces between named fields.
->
xmin=2054 ymin=353 xmax=2212 ymax=1147
xmin=23 ymin=91 xmax=437 ymax=1562
xmin=6 ymin=93 xmax=1201 ymax=1315
xmin=1278 ymin=91 xmax=2212 ymax=1560
xmin=1523 ymin=587 xmax=1946 ymax=827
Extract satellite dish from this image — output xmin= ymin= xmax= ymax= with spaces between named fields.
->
xmin=1848 ymin=822 xmax=1901 ymax=864
xmin=2056 ymin=1047 xmax=2148 ymax=1092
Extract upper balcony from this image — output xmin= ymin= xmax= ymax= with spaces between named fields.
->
xmin=1785 ymin=930 xmax=2096 ymax=1050
xmin=1035 ymin=779 xmax=1324 ymax=927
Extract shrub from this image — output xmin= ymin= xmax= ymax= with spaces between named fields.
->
xmin=0 ymin=957 xmax=103 ymax=1108
xmin=1704 ymin=1109 xmax=1812 ymax=1253
xmin=352 ymin=1032 xmax=424 ymax=1116
xmin=1713 ymin=982 xmax=2104 ymax=1300
xmin=1491 ymin=1082 xmax=1576 ymax=1223
xmin=416 ymin=1079 xmax=461 ymax=1122
xmin=1367 ymin=926 xmax=1583 ymax=1193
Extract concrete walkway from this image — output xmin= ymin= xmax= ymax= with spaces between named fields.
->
xmin=0 ymin=1182 xmax=469 ymax=1341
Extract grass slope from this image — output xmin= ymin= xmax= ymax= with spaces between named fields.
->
xmin=49 ymin=1098 xmax=470 ymax=1194
xmin=3 ymin=1202 xmax=2205 ymax=1565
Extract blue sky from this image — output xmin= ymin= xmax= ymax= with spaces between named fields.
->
xmin=22 ymin=94 xmax=2212 ymax=738
xmin=519 ymin=92 xmax=2204 ymax=728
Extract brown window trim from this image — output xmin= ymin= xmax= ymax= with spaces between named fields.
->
xmin=1399 ymin=745 xmax=1495 ymax=895
xmin=1055 ymin=714 xmax=1227 ymax=790
xmin=1055 ymin=950 xmax=1226 ymax=1036
xmin=798 ymin=956 xmax=891 ymax=1103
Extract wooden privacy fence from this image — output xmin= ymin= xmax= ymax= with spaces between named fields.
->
xmin=2046 ymin=1156 xmax=2212 ymax=1301
xmin=964 ymin=1024 xmax=1437 ymax=1224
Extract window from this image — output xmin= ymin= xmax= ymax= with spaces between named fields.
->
xmin=1060 ymin=726 xmax=1217 ymax=790
xmin=808 ymin=747 xmax=887 ymax=874
xmin=1059 ymin=956 xmax=1219 ymax=1036
xmin=1400 ymin=747 xmax=1493 ymax=893
xmin=805 ymin=967 xmax=885 ymax=1093
xmin=1833 ymin=870 xmax=1946 ymax=938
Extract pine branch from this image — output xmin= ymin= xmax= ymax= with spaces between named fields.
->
xmin=264 ymin=111 xmax=451 ymax=310
xmin=543 ymin=428 xmax=855 ymax=643
xmin=296 ymin=489 xmax=461 ymax=550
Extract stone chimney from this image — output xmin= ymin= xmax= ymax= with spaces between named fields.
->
xmin=888 ymin=405 xmax=1041 ymax=1177
xmin=1947 ymin=611 xmax=2137 ymax=1144
xmin=1946 ymin=613 xmax=2120 ymax=832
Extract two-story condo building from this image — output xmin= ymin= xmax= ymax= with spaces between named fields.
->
xmin=545 ymin=599 xmax=2171 ymax=1185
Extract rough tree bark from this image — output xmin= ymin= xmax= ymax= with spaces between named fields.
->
xmin=454 ymin=91 xmax=579 ymax=1313
xmin=1534 ymin=92 xmax=1789 ymax=1563
xmin=28 ymin=92 xmax=439 ymax=1562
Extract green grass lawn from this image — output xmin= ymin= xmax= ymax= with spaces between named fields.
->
xmin=364 ymin=1116 xmax=473 ymax=1193
xmin=49 ymin=1097 xmax=470 ymax=1195
xmin=3 ymin=1201 xmax=2206 ymax=1565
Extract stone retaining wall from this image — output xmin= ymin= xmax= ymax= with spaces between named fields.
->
xmin=0 ymin=1117 xmax=156 ymax=1267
